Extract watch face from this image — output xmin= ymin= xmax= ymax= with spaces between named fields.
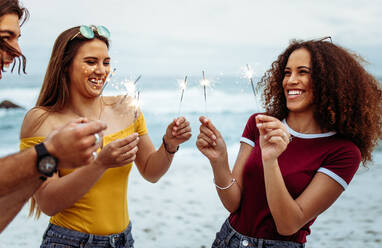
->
xmin=39 ymin=156 xmax=57 ymax=174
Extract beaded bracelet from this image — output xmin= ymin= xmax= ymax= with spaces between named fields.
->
xmin=162 ymin=135 xmax=179 ymax=154
xmin=213 ymin=178 xmax=236 ymax=190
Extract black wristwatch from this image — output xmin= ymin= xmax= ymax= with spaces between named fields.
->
xmin=35 ymin=143 xmax=58 ymax=180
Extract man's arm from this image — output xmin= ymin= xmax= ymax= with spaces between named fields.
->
xmin=0 ymin=148 xmax=42 ymax=232
xmin=0 ymin=118 xmax=107 ymax=233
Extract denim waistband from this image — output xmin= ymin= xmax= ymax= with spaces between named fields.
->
xmin=42 ymin=222 xmax=133 ymax=248
xmin=216 ymin=219 xmax=305 ymax=248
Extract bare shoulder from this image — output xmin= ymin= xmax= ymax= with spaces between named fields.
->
xmin=104 ymin=95 xmax=138 ymax=116
xmin=103 ymin=95 xmax=133 ymax=106
xmin=20 ymin=107 xmax=56 ymax=138
xmin=102 ymin=95 xmax=141 ymax=129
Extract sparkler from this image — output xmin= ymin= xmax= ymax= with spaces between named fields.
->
xmin=134 ymin=91 xmax=140 ymax=118
xmin=132 ymin=91 xmax=141 ymax=132
xmin=242 ymin=64 xmax=257 ymax=101
xmin=200 ymin=70 xmax=210 ymax=114
xmin=100 ymin=68 xmax=116 ymax=95
xmin=178 ymin=75 xmax=188 ymax=116
xmin=120 ymin=75 xmax=142 ymax=104
xmin=115 ymin=74 xmax=142 ymax=131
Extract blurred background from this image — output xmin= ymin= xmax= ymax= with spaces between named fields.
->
xmin=0 ymin=0 xmax=381 ymax=247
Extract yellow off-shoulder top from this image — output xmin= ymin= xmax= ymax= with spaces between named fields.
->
xmin=20 ymin=113 xmax=148 ymax=235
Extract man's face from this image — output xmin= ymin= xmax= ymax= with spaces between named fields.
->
xmin=0 ymin=13 xmax=21 ymax=79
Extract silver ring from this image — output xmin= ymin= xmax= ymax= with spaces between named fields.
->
xmin=289 ymin=135 xmax=293 ymax=142
xmin=94 ymin=133 xmax=100 ymax=144
xmin=92 ymin=151 xmax=97 ymax=160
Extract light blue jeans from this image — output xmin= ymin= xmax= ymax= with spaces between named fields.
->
xmin=212 ymin=219 xmax=305 ymax=248
xmin=40 ymin=222 xmax=134 ymax=248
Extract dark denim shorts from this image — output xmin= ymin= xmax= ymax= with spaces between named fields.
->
xmin=40 ymin=222 xmax=134 ymax=248
xmin=212 ymin=219 xmax=305 ymax=248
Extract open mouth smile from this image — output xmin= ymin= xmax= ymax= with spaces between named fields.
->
xmin=288 ymin=89 xmax=303 ymax=96
xmin=88 ymin=78 xmax=104 ymax=87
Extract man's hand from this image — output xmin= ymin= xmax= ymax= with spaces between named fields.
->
xmin=44 ymin=118 xmax=107 ymax=168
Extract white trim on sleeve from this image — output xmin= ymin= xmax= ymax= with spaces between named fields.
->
xmin=317 ymin=167 xmax=348 ymax=190
xmin=240 ymin=137 xmax=255 ymax=147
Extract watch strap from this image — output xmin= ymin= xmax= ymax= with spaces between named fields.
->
xmin=35 ymin=142 xmax=50 ymax=157
xmin=35 ymin=142 xmax=57 ymax=178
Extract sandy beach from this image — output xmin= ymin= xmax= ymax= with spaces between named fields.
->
xmin=1 ymin=147 xmax=381 ymax=248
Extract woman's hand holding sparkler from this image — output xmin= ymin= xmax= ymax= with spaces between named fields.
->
xmin=94 ymin=133 xmax=140 ymax=169
xmin=196 ymin=116 xmax=228 ymax=165
xmin=163 ymin=116 xmax=192 ymax=153
xmin=255 ymin=114 xmax=291 ymax=163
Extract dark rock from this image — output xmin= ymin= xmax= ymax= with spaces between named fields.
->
xmin=0 ymin=100 xmax=23 ymax=109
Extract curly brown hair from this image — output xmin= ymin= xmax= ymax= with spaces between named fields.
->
xmin=258 ymin=38 xmax=382 ymax=164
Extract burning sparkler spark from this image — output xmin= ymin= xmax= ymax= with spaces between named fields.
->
xmin=200 ymin=70 xmax=210 ymax=114
xmin=120 ymin=75 xmax=142 ymax=104
xmin=242 ymin=64 xmax=257 ymax=101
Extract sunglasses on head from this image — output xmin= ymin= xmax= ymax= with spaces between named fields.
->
xmin=71 ymin=25 xmax=110 ymax=41
xmin=314 ymin=36 xmax=332 ymax=43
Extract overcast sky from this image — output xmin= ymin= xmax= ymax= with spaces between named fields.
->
xmin=19 ymin=0 xmax=382 ymax=77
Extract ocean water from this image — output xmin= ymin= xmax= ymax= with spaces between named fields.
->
xmin=0 ymin=73 xmax=264 ymax=155
xmin=0 ymin=74 xmax=381 ymax=247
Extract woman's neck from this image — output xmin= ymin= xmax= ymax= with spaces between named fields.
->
xmin=286 ymin=112 xmax=323 ymax=134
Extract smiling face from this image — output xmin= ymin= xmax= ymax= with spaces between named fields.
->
xmin=68 ymin=38 xmax=110 ymax=98
xmin=282 ymin=48 xmax=314 ymax=115
xmin=0 ymin=13 xmax=21 ymax=67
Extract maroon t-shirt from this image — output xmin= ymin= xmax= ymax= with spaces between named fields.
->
xmin=229 ymin=114 xmax=361 ymax=243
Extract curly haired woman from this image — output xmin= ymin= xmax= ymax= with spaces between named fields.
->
xmin=196 ymin=38 xmax=382 ymax=248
